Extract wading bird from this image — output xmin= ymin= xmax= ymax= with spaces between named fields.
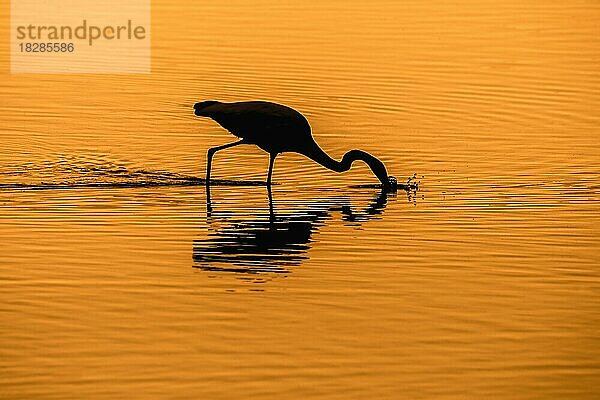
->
xmin=194 ymin=100 xmax=397 ymax=191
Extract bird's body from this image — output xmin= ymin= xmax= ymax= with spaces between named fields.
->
xmin=195 ymin=101 xmax=314 ymax=155
xmin=194 ymin=100 xmax=397 ymax=190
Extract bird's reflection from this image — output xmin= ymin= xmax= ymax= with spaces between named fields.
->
xmin=193 ymin=188 xmax=393 ymax=275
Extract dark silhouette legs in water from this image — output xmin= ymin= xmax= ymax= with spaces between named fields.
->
xmin=205 ymin=174 xmax=276 ymax=221
xmin=206 ymin=140 xmax=246 ymax=183
xmin=205 ymin=142 xmax=277 ymax=217
xmin=206 ymin=183 xmax=213 ymax=217
xmin=267 ymin=153 xmax=276 ymax=186
xmin=267 ymin=178 xmax=275 ymax=222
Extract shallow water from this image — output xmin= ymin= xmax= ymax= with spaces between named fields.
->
xmin=1 ymin=1 xmax=599 ymax=399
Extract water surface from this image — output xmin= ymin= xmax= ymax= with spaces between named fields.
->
xmin=1 ymin=1 xmax=599 ymax=399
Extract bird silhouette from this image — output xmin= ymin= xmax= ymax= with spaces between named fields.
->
xmin=194 ymin=100 xmax=397 ymax=191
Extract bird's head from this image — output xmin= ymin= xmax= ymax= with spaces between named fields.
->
xmin=385 ymin=176 xmax=398 ymax=192
xmin=194 ymin=100 xmax=220 ymax=116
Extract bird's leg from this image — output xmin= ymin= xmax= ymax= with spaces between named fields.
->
xmin=267 ymin=153 xmax=277 ymax=223
xmin=206 ymin=140 xmax=245 ymax=184
xmin=205 ymin=183 xmax=213 ymax=218
xmin=267 ymin=153 xmax=277 ymax=186
xmin=267 ymin=182 xmax=275 ymax=223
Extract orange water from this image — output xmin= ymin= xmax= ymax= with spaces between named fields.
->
xmin=1 ymin=1 xmax=599 ymax=399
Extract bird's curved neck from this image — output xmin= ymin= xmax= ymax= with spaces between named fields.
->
xmin=302 ymin=144 xmax=390 ymax=186
xmin=302 ymin=144 xmax=345 ymax=173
